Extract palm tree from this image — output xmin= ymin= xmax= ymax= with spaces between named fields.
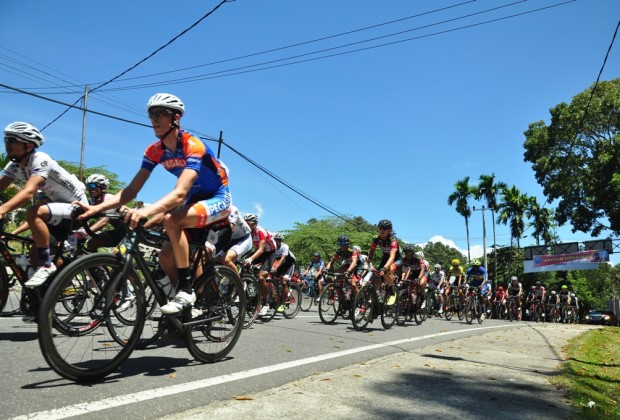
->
xmin=476 ymin=173 xmax=507 ymax=282
xmin=526 ymin=197 xmax=557 ymax=245
xmin=497 ymin=185 xmax=529 ymax=248
xmin=448 ymin=176 xmax=476 ymax=264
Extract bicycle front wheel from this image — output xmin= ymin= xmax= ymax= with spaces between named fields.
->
xmin=184 ymin=265 xmax=245 ymax=363
xmin=299 ymin=280 xmax=314 ymax=312
xmin=352 ymin=284 xmax=373 ymax=331
xmin=380 ymin=291 xmax=397 ymax=330
xmin=464 ymin=297 xmax=475 ymax=324
xmin=283 ymin=283 xmax=302 ymax=319
xmin=38 ymin=253 xmax=146 ymax=382
xmin=242 ymin=275 xmax=260 ymax=328
xmin=318 ymin=284 xmax=339 ymax=325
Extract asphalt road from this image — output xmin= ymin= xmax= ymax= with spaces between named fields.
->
xmin=0 ymin=305 xmax=594 ymax=420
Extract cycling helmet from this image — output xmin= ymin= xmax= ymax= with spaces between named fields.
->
xmin=273 ymin=232 xmax=284 ymax=241
xmin=378 ymin=219 xmax=392 ymax=230
xmin=147 ymin=93 xmax=185 ymax=116
xmin=471 ymin=259 xmax=481 ymax=266
xmin=414 ymin=251 xmax=424 ymax=259
xmin=403 ymin=244 xmax=415 ymax=253
xmin=561 ymin=285 xmax=568 ymax=290
xmin=535 ymin=281 xmax=542 ymax=286
xmin=551 ymin=291 xmax=557 ymax=295
xmin=4 ymin=122 xmax=45 ymax=147
xmin=570 ymin=293 xmax=576 ymax=297
xmin=531 ymin=286 xmax=536 ymax=290
xmin=434 ymin=264 xmax=441 ymax=269
xmin=243 ymin=213 xmax=259 ymax=224
xmin=510 ymin=276 xmax=518 ymax=281
xmin=312 ymin=252 xmax=321 ymax=258
xmin=451 ymin=258 xmax=460 ymax=266
xmin=498 ymin=286 xmax=504 ymax=291
xmin=85 ymin=174 xmax=110 ymax=189
xmin=352 ymin=245 xmax=362 ymax=253
xmin=337 ymin=235 xmax=350 ymax=246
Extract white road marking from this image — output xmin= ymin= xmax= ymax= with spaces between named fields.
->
xmin=12 ymin=324 xmax=519 ymax=420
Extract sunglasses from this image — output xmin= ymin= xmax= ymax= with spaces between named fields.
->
xmin=86 ymin=183 xmax=99 ymax=190
xmin=379 ymin=227 xmax=389 ymax=231
xmin=148 ymin=109 xmax=172 ymax=120
xmin=4 ymin=136 xmax=23 ymax=145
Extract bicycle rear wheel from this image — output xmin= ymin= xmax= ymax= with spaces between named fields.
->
xmin=185 ymin=265 xmax=245 ymax=363
xmin=380 ymin=291 xmax=397 ymax=329
xmin=352 ymin=284 xmax=373 ymax=331
xmin=299 ymin=280 xmax=314 ymax=312
xmin=395 ymin=289 xmax=409 ymax=326
xmin=259 ymin=279 xmax=278 ymax=322
xmin=464 ymin=297 xmax=474 ymax=324
xmin=38 ymin=253 xmax=146 ymax=382
xmin=318 ymin=284 xmax=339 ymax=325
xmin=444 ymin=294 xmax=455 ymax=321
xmin=283 ymin=283 xmax=301 ymax=319
xmin=0 ymin=265 xmax=21 ymax=316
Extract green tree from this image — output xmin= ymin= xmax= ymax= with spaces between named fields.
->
xmin=526 ymin=196 xmax=558 ymax=246
xmin=422 ymin=241 xmax=465 ymax=270
xmin=523 ymin=78 xmax=620 ymax=236
xmin=447 ymin=176 xmax=476 ymax=264
xmin=58 ymin=160 xmax=125 ymax=193
xmin=497 ymin=185 xmax=529 ymax=248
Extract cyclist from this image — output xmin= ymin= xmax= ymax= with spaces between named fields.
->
xmin=78 ymin=93 xmax=232 ymax=315
xmin=242 ymin=212 xmax=276 ymax=316
xmin=532 ymin=281 xmax=546 ymax=318
xmin=324 ymin=234 xmax=362 ymax=296
xmin=0 ymin=122 xmax=88 ymax=293
xmin=465 ymin=259 xmax=488 ymax=318
xmin=569 ymin=292 xmax=579 ymax=322
xmin=445 ymin=258 xmax=464 ymax=303
xmin=213 ymin=205 xmax=252 ymax=276
xmin=557 ymin=285 xmax=571 ymax=322
xmin=401 ymin=245 xmax=428 ymax=308
xmin=301 ymin=252 xmax=324 ymax=282
xmin=367 ymin=219 xmax=401 ymax=304
xmin=83 ymin=174 xmax=125 ymax=252
xmin=493 ymin=285 xmax=507 ymax=316
xmin=507 ymin=276 xmax=523 ymax=315
xmin=270 ymin=232 xmax=296 ymax=313
xmin=428 ymin=263 xmax=446 ymax=314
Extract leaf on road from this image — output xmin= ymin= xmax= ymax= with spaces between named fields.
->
xmin=234 ymin=396 xmax=254 ymax=401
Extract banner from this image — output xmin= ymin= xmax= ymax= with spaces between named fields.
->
xmin=523 ymin=249 xmax=610 ymax=273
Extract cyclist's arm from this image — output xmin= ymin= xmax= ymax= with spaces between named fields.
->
xmin=346 ymin=254 xmax=358 ymax=275
xmin=11 ymin=221 xmax=30 ymax=236
xmin=87 ymin=216 xmax=111 ymax=233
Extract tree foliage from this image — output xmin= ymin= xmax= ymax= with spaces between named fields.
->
xmin=523 ymin=78 xmax=620 ymax=236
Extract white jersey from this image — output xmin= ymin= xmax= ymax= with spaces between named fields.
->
xmin=2 ymin=151 xmax=86 ymax=203
xmin=275 ymin=242 xmax=295 ymax=261
xmin=228 ymin=206 xmax=251 ymax=240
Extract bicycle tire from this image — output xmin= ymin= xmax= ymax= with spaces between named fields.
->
xmin=282 ymin=282 xmax=301 ymax=319
xmin=444 ymin=294 xmax=455 ymax=321
xmin=0 ymin=264 xmax=19 ymax=315
xmin=242 ymin=275 xmax=260 ymax=328
xmin=38 ymin=253 xmax=146 ymax=382
xmin=184 ymin=265 xmax=245 ymax=363
xmin=259 ymin=279 xmax=278 ymax=322
xmin=380 ymin=291 xmax=397 ymax=329
xmin=464 ymin=297 xmax=474 ymax=324
xmin=395 ymin=289 xmax=409 ymax=326
xmin=318 ymin=284 xmax=339 ymax=324
xmin=352 ymin=284 xmax=373 ymax=331
xmin=299 ymin=280 xmax=315 ymax=312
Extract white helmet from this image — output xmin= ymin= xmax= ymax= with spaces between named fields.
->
xmin=243 ymin=212 xmax=258 ymax=224
xmin=414 ymin=251 xmax=424 ymax=259
xmin=147 ymin=93 xmax=185 ymax=115
xmin=352 ymin=245 xmax=362 ymax=253
xmin=4 ymin=121 xmax=45 ymax=147
xmin=85 ymin=174 xmax=110 ymax=189
xmin=273 ymin=232 xmax=284 ymax=241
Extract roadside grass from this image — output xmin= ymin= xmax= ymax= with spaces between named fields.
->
xmin=551 ymin=327 xmax=620 ymax=419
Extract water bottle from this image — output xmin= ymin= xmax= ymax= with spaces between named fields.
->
xmin=115 ymin=230 xmax=137 ymax=255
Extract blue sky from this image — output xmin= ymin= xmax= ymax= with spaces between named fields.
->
xmin=1 ymin=0 xmax=619 ymax=265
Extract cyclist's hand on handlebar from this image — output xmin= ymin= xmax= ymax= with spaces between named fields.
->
xmin=243 ymin=258 xmax=253 ymax=267
xmin=123 ymin=207 xmax=149 ymax=230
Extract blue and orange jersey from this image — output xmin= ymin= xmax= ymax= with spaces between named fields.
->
xmin=141 ymin=130 xmax=229 ymax=201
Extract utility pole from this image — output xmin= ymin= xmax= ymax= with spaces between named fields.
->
xmin=79 ymin=85 xmax=89 ymax=180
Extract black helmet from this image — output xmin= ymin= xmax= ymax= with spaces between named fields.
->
xmin=337 ymin=235 xmax=350 ymax=245
xmin=378 ymin=219 xmax=392 ymax=230
xmin=403 ymin=244 xmax=415 ymax=253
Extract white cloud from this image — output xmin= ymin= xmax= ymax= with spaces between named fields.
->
xmin=253 ymin=202 xmax=264 ymax=219
xmin=418 ymin=235 xmax=491 ymax=261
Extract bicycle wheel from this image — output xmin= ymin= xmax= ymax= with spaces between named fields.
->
xmin=184 ymin=265 xmax=245 ymax=363
xmin=283 ymin=283 xmax=301 ymax=319
xmin=352 ymin=284 xmax=373 ymax=331
xmin=444 ymin=295 xmax=455 ymax=321
xmin=318 ymin=283 xmax=339 ymax=325
xmin=464 ymin=297 xmax=474 ymax=324
xmin=0 ymin=264 xmax=21 ymax=316
xmin=477 ymin=301 xmax=484 ymax=324
xmin=242 ymin=275 xmax=260 ymax=328
xmin=380 ymin=290 xmax=397 ymax=330
xmin=259 ymin=279 xmax=278 ymax=322
xmin=299 ymin=280 xmax=314 ymax=312
xmin=38 ymin=253 xmax=146 ymax=382
xmin=395 ymin=289 xmax=409 ymax=326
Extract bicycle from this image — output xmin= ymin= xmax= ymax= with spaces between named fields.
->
xmin=506 ymin=295 xmax=521 ymax=322
xmin=38 ymin=221 xmax=245 ymax=382
xmin=463 ymin=286 xmax=484 ymax=324
xmin=395 ymin=278 xmax=424 ymax=326
xmin=491 ymin=299 xmax=507 ymax=320
xmin=548 ymin=303 xmax=561 ymax=323
xmin=351 ymin=268 xmax=397 ymax=331
xmin=238 ymin=265 xmax=261 ymax=329
xmin=444 ymin=285 xmax=464 ymax=321
xmin=258 ymin=272 xmax=302 ymax=322
xmin=299 ymin=273 xmax=320 ymax=312
xmin=317 ymin=271 xmax=354 ymax=325
xmin=528 ymin=299 xmax=545 ymax=323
